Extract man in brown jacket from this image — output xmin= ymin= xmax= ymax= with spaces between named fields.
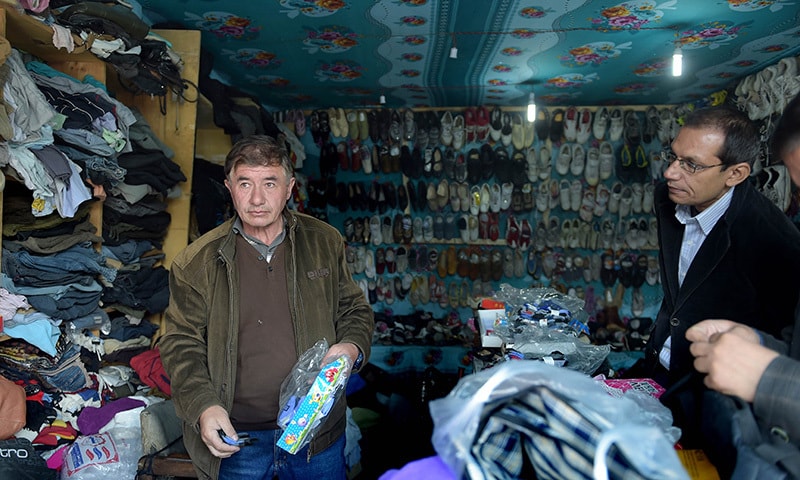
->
xmin=160 ymin=135 xmax=374 ymax=479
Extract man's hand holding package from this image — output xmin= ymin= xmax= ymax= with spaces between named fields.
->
xmin=687 ymin=319 xmax=779 ymax=402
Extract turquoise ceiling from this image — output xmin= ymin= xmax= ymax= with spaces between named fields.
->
xmin=139 ymin=0 xmax=800 ymax=110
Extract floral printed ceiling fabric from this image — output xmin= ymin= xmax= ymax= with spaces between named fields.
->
xmin=139 ymin=0 xmax=800 ymax=110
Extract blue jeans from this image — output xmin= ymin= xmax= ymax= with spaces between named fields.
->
xmin=219 ymin=429 xmax=346 ymax=480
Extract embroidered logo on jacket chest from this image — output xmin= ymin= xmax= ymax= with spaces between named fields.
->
xmin=307 ymin=268 xmax=331 ymax=279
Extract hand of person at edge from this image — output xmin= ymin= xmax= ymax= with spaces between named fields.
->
xmin=199 ymin=405 xmax=240 ymax=458
xmin=687 ymin=319 xmax=778 ymax=402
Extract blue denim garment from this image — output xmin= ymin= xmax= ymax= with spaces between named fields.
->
xmin=1 ymin=272 xmax=100 ymax=297
xmin=27 ymin=289 xmax=102 ymax=321
xmin=37 ymin=344 xmax=91 ymax=393
xmin=218 ymin=429 xmax=346 ymax=480
xmin=3 ymin=244 xmax=117 ymax=282
xmin=102 ymin=239 xmax=154 ymax=264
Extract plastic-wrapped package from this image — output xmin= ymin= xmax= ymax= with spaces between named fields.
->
xmin=491 ymin=284 xmax=610 ymax=374
xmin=430 ymin=361 xmax=687 ymax=480
xmin=277 ymin=339 xmax=351 ymax=454
xmin=60 ymin=427 xmax=142 ymax=480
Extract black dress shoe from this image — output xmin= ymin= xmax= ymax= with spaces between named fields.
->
xmin=384 ymin=182 xmax=398 ymax=210
xmin=406 ymin=181 xmax=418 ymax=211
xmin=443 ymin=147 xmax=456 ymax=180
xmin=494 ymin=146 xmax=511 ymax=183
xmin=624 ymin=110 xmax=642 ymax=146
xmin=368 ymin=110 xmax=380 ymax=143
xmin=467 ymin=148 xmax=481 ymax=184
xmin=511 ymin=149 xmax=528 ymax=187
xmin=397 ymin=183 xmax=409 ymax=211
xmin=390 ymin=110 xmax=402 ymax=143
xmin=318 ymin=109 xmax=331 ymax=143
xmin=549 ymin=108 xmax=564 ymax=143
xmin=480 ymin=143 xmax=495 ymax=180
xmin=401 ymin=145 xmax=413 ymax=177
xmin=535 ymin=108 xmax=550 ymax=142
xmin=416 ymin=111 xmax=429 ymax=149
xmin=368 ymin=181 xmax=379 ymax=211
xmin=411 ymin=145 xmax=424 ymax=179
xmin=380 ymin=109 xmax=391 ymax=144
xmin=416 ymin=180 xmax=428 ymax=211
xmin=427 ymin=111 xmax=441 ymax=146
xmin=354 ymin=181 xmax=367 ymax=211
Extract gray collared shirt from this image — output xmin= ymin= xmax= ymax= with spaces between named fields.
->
xmin=232 ymin=216 xmax=286 ymax=263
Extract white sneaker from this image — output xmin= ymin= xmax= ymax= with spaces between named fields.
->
xmin=658 ymin=108 xmax=673 ymax=146
xmin=511 ymin=113 xmax=525 ymax=150
xmin=526 ymin=147 xmax=538 ymax=182
xmin=571 ymin=144 xmax=586 ymax=176
xmin=598 ymin=141 xmax=614 ymax=180
xmin=608 ymin=108 xmax=624 ymax=142
xmin=608 ymin=181 xmax=622 ymax=214
xmin=564 ymin=106 xmax=578 ymax=142
xmin=536 ymin=181 xmax=550 ymax=212
xmin=538 ymin=145 xmax=552 ymax=180
xmin=548 ymin=178 xmax=560 ymax=210
xmin=570 ymin=179 xmax=582 ymax=213
xmin=584 ymin=147 xmax=600 ymax=186
xmin=480 ymin=183 xmax=491 ymax=213
xmin=593 ymin=183 xmax=610 ymax=217
xmin=440 ymin=111 xmax=454 ymax=146
xmin=593 ymin=106 xmax=609 ymax=140
xmin=649 ymin=151 xmax=664 ymax=179
xmin=470 ymin=185 xmax=481 ymax=215
xmin=559 ymin=179 xmax=571 ymax=211
xmin=369 ymin=215 xmax=382 ymax=245
xmin=631 ymin=183 xmax=644 ymax=213
xmin=579 ymin=190 xmax=595 ymax=222
xmin=576 ymin=108 xmax=592 ymax=144
xmin=365 ymin=249 xmax=376 ymax=278
xmin=556 ymin=143 xmax=571 ymax=175
xmin=452 ymin=114 xmax=465 ymax=150
xmin=642 ymin=183 xmax=655 ymax=214
xmin=490 ymin=183 xmax=502 ymax=213
xmin=501 ymin=182 xmax=514 ymax=211
xmin=619 ymin=185 xmax=633 ymax=218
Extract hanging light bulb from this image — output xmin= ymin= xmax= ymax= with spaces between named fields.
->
xmin=449 ymin=33 xmax=458 ymax=59
xmin=379 ymin=94 xmax=386 ymax=105
xmin=526 ymin=92 xmax=536 ymax=122
xmin=672 ymin=47 xmax=683 ymax=77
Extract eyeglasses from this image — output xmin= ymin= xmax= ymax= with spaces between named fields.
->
xmin=660 ymin=150 xmax=725 ymax=174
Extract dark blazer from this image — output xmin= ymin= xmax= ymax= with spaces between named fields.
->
xmin=645 ymin=179 xmax=800 ymax=387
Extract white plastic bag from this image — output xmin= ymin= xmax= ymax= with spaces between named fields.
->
xmin=429 ymin=361 xmax=688 ymax=480
xmin=60 ymin=427 xmax=142 ymax=480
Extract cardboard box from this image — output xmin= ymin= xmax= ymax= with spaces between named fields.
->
xmin=478 ymin=309 xmax=506 ymax=347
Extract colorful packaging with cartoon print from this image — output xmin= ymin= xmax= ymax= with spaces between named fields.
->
xmin=277 ymin=340 xmax=351 ymax=454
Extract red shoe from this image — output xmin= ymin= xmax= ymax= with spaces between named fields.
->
xmin=350 ymin=141 xmax=362 ymax=172
xmin=337 ymin=141 xmax=349 ymax=171
xmin=519 ymin=219 xmax=532 ymax=250
xmin=506 ymin=215 xmax=520 ymax=248
xmin=489 ymin=212 xmax=500 ymax=242
xmin=464 ymin=107 xmax=476 ymax=143
xmin=475 ymin=106 xmax=490 ymax=141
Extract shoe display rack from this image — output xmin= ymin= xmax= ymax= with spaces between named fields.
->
xmin=295 ymin=104 xmax=675 ymax=354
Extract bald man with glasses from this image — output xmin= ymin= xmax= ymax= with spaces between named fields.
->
xmin=637 ymin=105 xmax=800 ymax=450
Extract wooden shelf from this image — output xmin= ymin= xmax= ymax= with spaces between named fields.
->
xmin=1 ymin=2 xmax=100 ymax=63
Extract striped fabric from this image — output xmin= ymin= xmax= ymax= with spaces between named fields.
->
xmin=464 ymin=386 xmax=650 ymax=480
